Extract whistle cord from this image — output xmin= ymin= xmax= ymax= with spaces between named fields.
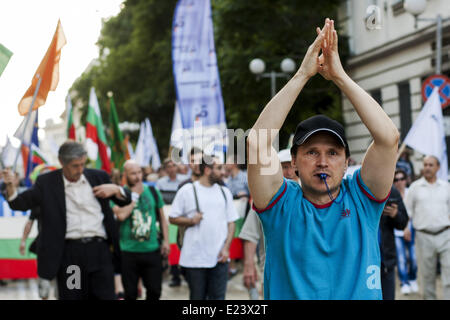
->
xmin=319 ymin=173 xmax=334 ymax=202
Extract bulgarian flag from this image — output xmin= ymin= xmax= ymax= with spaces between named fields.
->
xmin=0 ymin=194 xmax=37 ymax=279
xmin=66 ymin=95 xmax=76 ymax=140
xmin=107 ymin=93 xmax=127 ymax=170
xmin=30 ymin=143 xmax=48 ymax=166
xmin=86 ymin=87 xmax=111 ymax=173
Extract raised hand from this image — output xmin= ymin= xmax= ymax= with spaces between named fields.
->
xmin=316 ymin=18 xmax=345 ymax=81
xmin=297 ymin=19 xmax=329 ymax=79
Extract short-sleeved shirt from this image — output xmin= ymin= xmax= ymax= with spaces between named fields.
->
xmin=169 ymin=181 xmax=239 ymax=268
xmin=253 ymin=169 xmax=388 ymax=300
xmin=239 ymin=209 xmax=265 ymax=270
xmin=119 ymin=186 xmax=165 ymax=253
xmin=405 ymin=177 xmax=450 ymax=232
xmin=156 ymin=174 xmax=189 ymax=192
xmin=226 ymin=170 xmax=249 ymax=197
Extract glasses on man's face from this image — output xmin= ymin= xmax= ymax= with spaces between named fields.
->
xmin=394 ymin=177 xmax=406 ymax=183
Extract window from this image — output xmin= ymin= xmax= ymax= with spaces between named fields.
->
xmin=392 ymin=0 xmax=405 ymax=16
xmin=398 ymin=81 xmax=412 ymax=140
xmin=370 ymin=89 xmax=382 ymax=107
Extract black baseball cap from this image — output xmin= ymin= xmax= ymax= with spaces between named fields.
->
xmin=291 ymin=115 xmax=350 ymax=157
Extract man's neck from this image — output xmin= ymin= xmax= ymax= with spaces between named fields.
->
xmin=425 ymin=176 xmax=437 ymax=184
xmin=231 ymin=168 xmax=239 ymax=178
xmin=168 ymin=174 xmax=177 ymax=181
xmin=63 ymin=172 xmax=80 ymax=183
xmin=129 ymin=182 xmax=144 ymax=194
xmin=198 ymin=175 xmax=212 ymax=187
xmin=303 ymin=186 xmax=340 ymax=205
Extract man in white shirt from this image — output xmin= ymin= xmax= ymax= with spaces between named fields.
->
xmin=405 ymin=155 xmax=450 ymax=299
xmin=169 ymin=155 xmax=238 ymax=300
xmin=3 ymin=141 xmax=130 ymax=300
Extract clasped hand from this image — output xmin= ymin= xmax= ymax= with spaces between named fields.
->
xmin=298 ymin=18 xmax=345 ymax=81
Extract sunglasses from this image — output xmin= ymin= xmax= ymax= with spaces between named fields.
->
xmin=394 ymin=177 xmax=406 ymax=182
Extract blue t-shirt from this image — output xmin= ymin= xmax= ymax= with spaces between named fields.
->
xmin=253 ymin=169 xmax=388 ymax=300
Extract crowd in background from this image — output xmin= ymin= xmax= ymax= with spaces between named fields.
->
xmin=0 ymin=145 xmax=449 ymax=300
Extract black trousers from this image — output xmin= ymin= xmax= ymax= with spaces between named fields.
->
xmin=184 ymin=262 xmax=229 ymax=300
xmin=56 ymin=239 xmax=115 ymax=300
xmin=121 ymin=250 xmax=163 ymax=300
xmin=381 ymin=264 xmax=396 ymax=300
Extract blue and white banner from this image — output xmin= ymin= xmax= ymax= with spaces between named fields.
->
xmin=172 ymin=0 xmax=227 ymax=158
xmin=0 ymin=194 xmax=30 ymax=218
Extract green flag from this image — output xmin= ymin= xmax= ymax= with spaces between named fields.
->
xmin=107 ymin=93 xmax=127 ymax=171
xmin=0 ymin=43 xmax=13 ymax=77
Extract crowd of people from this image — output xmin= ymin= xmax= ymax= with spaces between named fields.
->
xmin=1 ymin=17 xmax=449 ymax=301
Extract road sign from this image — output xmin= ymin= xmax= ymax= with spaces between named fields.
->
xmin=422 ymin=74 xmax=450 ymax=108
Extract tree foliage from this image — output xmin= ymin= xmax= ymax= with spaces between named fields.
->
xmin=70 ymin=0 xmax=347 ymax=157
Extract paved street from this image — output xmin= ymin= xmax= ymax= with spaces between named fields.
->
xmin=0 ymin=263 xmax=253 ymax=300
xmin=0 ymin=265 xmax=444 ymax=300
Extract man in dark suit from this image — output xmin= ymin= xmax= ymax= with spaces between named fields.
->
xmin=3 ymin=141 xmax=131 ymax=300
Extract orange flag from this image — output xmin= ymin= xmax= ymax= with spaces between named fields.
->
xmin=18 ymin=20 xmax=67 ymax=116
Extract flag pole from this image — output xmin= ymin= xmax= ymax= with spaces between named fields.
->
xmin=397 ymin=142 xmax=406 ymax=161
xmin=12 ymin=75 xmax=42 ymax=173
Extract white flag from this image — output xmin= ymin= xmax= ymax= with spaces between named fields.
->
xmin=145 ymin=118 xmax=161 ymax=170
xmin=170 ymin=102 xmax=183 ymax=149
xmin=13 ymin=110 xmax=37 ymax=145
xmin=1 ymin=136 xmax=20 ymax=167
xmin=133 ymin=121 xmax=146 ymax=167
xmin=403 ymin=87 xmax=448 ymax=180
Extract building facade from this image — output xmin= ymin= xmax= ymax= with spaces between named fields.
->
xmin=338 ymin=0 xmax=450 ymax=176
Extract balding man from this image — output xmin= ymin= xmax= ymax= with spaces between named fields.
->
xmin=113 ymin=160 xmax=170 ymax=300
xmin=405 ymin=155 xmax=450 ymax=299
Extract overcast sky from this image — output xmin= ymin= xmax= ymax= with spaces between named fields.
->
xmin=0 ymin=0 xmax=124 ymax=147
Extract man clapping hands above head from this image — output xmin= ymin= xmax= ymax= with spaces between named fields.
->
xmin=247 ymin=18 xmax=399 ymax=300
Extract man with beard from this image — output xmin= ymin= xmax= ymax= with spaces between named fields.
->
xmin=405 ymin=155 xmax=450 ymax=299
xmin=168 ymin=147 xmax=204 ymax=287
xmin=113 ymin=160 xmax=170 ymax=300
xmin=169 ymin=155 xmax=239 ymax=300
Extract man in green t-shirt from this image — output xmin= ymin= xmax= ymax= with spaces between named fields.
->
xmin=113 ymin=160 xmax=170 ymax=300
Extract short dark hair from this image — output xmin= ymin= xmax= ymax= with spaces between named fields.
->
xmin=394 ymin=168 xmax=407 ymax=179
xmin=190 ymin=147 xmax=203 ymax=156
xmin=163 ymin=158 xmax=175 ymax=168
xmin=58 ymin=141 xmax=87 ymax=165
xmin=199 ymin=154 xmax=214 ymax=176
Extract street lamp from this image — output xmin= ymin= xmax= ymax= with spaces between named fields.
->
xmin=405 ymin=0 xmax=450 ymax=75
xmin=249 ymin=57 xmax=296 ymax=98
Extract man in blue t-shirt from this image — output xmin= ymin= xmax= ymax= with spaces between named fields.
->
xmin=247 ymin=18 xmax=400 ymax=300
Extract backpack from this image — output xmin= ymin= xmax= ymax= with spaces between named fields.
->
xmin=176 ymin=182 xmax=227 ymax=248
xmin=144 ymin=185 xmax=163 ymax=244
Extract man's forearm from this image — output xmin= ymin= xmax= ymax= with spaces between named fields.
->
xmin=114 ymin=203 xmax=134 ymax=222
xmin=223 ymin=222 xmax=236 ymax=251
xmin=21 ymin=221 xmax=33 ymax=242
xmin=169 ymin=216 xmax=195 ymax=227
xmin=243 ymin=240 xmax=258 ymax=266
xmin=159 ymin=209 xmax=170 ymax=243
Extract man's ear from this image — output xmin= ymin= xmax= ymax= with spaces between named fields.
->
xmin=343 ymin=158 xmax=349 ymax=177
